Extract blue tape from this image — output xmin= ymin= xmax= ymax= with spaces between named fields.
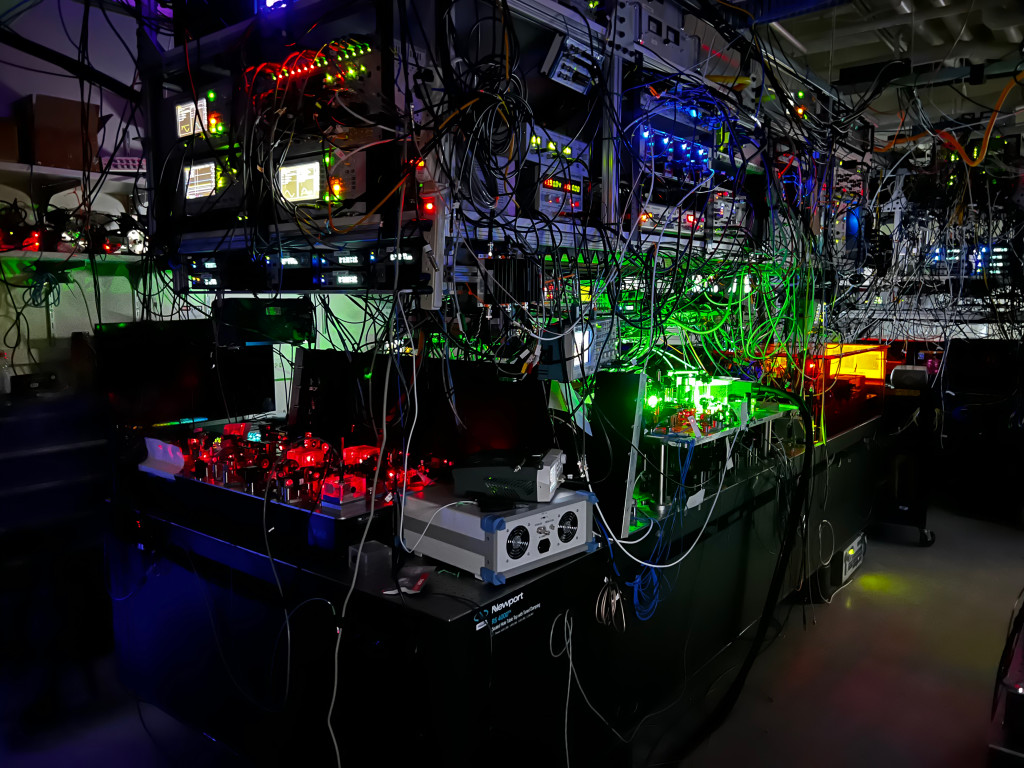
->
xmin=586 ymin=540 xmax=599 ymax=553
xmin=575 ymin=490 xmax=598 ymax=504
xmin=480 ymin=567 xmax=506 ymax=586
xmin=480 ymin=515 xmax=506 ymax=533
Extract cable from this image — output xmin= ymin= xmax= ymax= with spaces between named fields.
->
xmin=591 ymin=428 xmax=743 ymax=570
xmin=327 ymin=623 xmax=342 ymax=768
xmin=404 ymin=500 xmax=473 ymax=553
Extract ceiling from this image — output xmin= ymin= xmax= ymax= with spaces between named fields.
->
xmin=737 ymin=0 xmax=1024 ymax=133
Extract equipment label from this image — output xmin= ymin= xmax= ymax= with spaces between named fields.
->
xmin=489 ymin=598 xmax=541 ymax=636
xmin=471 ymin=590 xmax=541 ymax=635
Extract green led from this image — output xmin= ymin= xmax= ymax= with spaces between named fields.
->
xmin=359 ymin=64 xmax=366 ymax=72
xmin=546 ymin=140 xmax=557 ymax=152
xmin=562 ymin=146 xmax=572 ymax=156
xmin=589 ymin=0 xmax=599 ymax=7
xmin=207 ymin=90 xmax=216 ymax=101
xmin=796 ymin=90 xmax=805 ymax=99
xmin=646 ymin=395 xmax=659 ymax=408
xmin=531 ymin=135 xmax=541 ymax=147
xmin=347 ymin=67 xmax=356 ymax=77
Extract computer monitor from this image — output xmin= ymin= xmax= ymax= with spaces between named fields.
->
xmin=95 ymin=320 xmax=276 ymax=426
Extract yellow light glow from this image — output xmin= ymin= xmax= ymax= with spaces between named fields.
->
xmin=825 ymin=344 xmax=885 ymax=382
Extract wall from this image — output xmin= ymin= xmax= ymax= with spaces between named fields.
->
xmin=0 ymin=5 xmax=380 ymax=415
xmin=0 ymin=0 xmax=151 ymax=376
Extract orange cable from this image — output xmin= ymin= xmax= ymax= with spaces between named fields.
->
xmin=874 ymin=71 xmax=1024 ymax=168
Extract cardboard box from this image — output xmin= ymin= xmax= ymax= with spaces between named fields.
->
xmin=14 ymin=94 xmax=100 ymax=171
xmin=0 ymin=118 xmax=17 ymax=163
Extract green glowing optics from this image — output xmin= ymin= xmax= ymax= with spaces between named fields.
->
xmin=646 ymin=395 xmax=659 ymax=408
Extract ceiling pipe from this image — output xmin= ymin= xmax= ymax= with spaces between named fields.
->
xmin=769 ymin=21 xmax=808 ymax=55
xmin=799 ymin=0 xmax=977 ymax=53
xmin=837 ymin=39 xmax=1016 ymax=69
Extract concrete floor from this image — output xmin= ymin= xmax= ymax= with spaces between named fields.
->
xmin=687 ymin=505 xmax=1024 ymax=768
xmin=2 ymin=503 xmax=1022 ymax=767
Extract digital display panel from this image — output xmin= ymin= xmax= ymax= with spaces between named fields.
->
xmin=184 ymin=162 xmax=217 ymax=200
xmin=542 ymin=176 xmax=582 ymax=194
xmin=175 ymin=99 xmax=208 ymax=138
xmin=279 ymin=161 xmax=321 ymax=202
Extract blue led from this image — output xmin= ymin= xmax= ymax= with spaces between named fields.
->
xmin=642 ymin=130 xmax=650 ymax=138
xmin=662 ymin=136 xmax=670 ymax=144
xmin=688 ymin=109 xmax=698 ymax=118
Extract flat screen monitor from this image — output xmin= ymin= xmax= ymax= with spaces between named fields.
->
xmin=95 ymin=320 xmax=275 ymax=426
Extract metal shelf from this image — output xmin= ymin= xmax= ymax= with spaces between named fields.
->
xmin=0 ymin=249 xmax=141 ymax=265
xmin=0 ymin=161 xmax=144 ymax=196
